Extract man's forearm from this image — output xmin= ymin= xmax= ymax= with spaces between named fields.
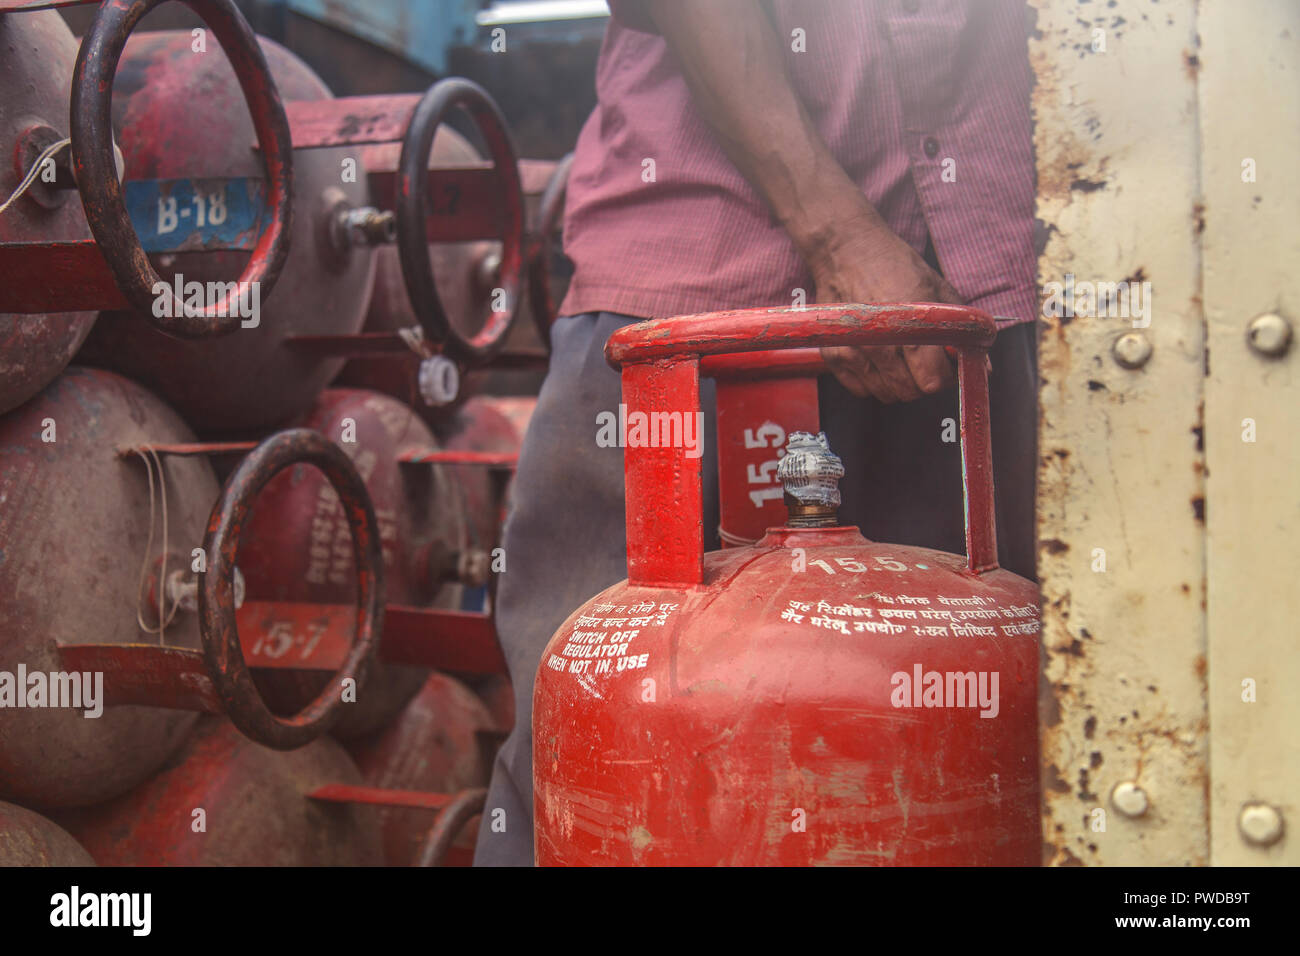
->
xmin=644 ymin=0 xmax=962 ymax=402
xmin=645 ymin=0 xmax=890 ymax=275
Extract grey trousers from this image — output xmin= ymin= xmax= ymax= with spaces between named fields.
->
xmin=472 ymin=311 xmax=1037 ymax=866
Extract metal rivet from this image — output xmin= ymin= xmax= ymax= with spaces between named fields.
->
xmin=1238 ymin=802 xmax=1284 ymax=847
xmin=1113 ymin=332 xmax=1152 ymax=369
xmin=1246 ymin=313 xmax=1292 ymax=358
xmin=1111 ymin=781 xmax=1149 ymax=817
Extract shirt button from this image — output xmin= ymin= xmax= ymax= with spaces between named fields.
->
xmin=923 ymin=136 xmax=940 ymax=158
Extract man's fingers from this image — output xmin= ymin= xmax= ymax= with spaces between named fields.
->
xmin=828 ymin=363 xmax=869 ymax=398
xmin=821 ymin=346 xmax=870 ymax=398
xmin=822 ymin=345 xmax=895 ymax=402
xmin=856 ymin=362 xmax=898 ymax=403
xmin=822 ymin=344 xmax=964 ymax=403
xmin=862 ymin=346 xmax=924 ymax=403
xmin=901 ymin=344 xmax=956 ymax=395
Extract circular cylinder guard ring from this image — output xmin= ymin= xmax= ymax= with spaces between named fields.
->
xmin=70 ymin=0 xmax=294 ymax=338
xmin=396 ymin=78 xmax=525 ymax=364
xmin=199 ymin=428 xmax=384 ymax=750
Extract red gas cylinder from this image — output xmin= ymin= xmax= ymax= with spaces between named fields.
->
xmin=0 ymin=367 xmax=215 ymax=808
xmin=0 ymin=0 xmax=296 ymax=368
xmin=237 ymin=389 xmax=474 ymax=738
xmin=0 ymin=800 xmax=95 ymax=866
xmin=347 ymin=671 xmax=495 ymax=865
xmin=534 ymin=305 xmax=1041 ymax=866
xmin=439 ymin=395 xmax=534 ymax=556
xmin=436 ymin=396 xmax=533 ymax=726
xmin=335 ymin=129 xmax=500 ymax=420
xmin=58 ymin=716 xmax=381 ymax=866
xmin=0 ymin=11 xmax=97 ymax=415
xmin=77 ymin=30 xmax=375 ymax=432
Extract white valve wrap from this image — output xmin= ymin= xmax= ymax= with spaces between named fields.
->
xmin=418 ymin=355 xmax=460 ymax=407
xmin=777 ymin=431 xmax=844 ymax=507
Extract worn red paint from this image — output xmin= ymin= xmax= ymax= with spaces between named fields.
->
xmin=397 ymin=449 xmax=518 ymax=466
xmin=608 ymin=305 xmax=999 ymax=581
xmin=320 ymin=120 xmax=525 ymax=415
xmin=533 ymin=304 xmax=1039 ymax=866
xmin=347 ymin=673 xmax=495 ymax=865
xmin=68 ymin=0 xmax=293 ymax=337
xmin=237 ymin=390 xmax=473 ymax=737
xmin=0 ymin=12 xmax=100 ymax=411
xmin=382 ymin=607 xmax=506 ymax=674
xmin=369 ymin=167 xmax=509 ymax=241
xmin=280 ymin=93 xmax=422 ymax=149
xmin=606 ymin=303 xmax=996 ymax=366
xmin=396 ymin=79 xmax=525 ymax=364
xmin=0 ymin=241 xmax=129 ymax=313
xmin=73 ymin=29 xmax=371 ymax=432
xmin=707 ymin=350 xmax=824 ymax=546
xmin=0 ymin=368 xmax=213 ymax=808
xmin=437 ymin=396 xmax=533 ymax=567
xmin=57 ymin=717 xmax=382 ymax=866
xmin=56 ymin=643 xmax=223 ymax=713
xmin=201 ymin=427 xmax=384 ymax=751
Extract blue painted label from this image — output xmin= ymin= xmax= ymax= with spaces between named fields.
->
xmin=125 ymin=177 xmax=267 ymax=253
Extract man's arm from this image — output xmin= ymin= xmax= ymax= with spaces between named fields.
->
xmin=643 ymin=0 xmax=961 ymax=402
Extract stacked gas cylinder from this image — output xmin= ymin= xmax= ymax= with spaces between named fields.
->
xmin=0 ymin=2 xmax=564 ymax=866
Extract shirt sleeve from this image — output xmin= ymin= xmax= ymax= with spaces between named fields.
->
xmin=606 ymin=0 xmax=661 ymax=35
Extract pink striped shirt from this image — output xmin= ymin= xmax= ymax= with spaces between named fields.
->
xmin=559 ymin=0 xmax=1037 ymax=328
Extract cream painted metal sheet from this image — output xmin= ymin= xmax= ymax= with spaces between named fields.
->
xmin=1198 ymin=1 xmax=1298 ymax=866
xmin=1031 ymin=0 xmax=1209 ymax=866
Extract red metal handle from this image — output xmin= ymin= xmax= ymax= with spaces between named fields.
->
xmin=200 ymin=429 xmax=384 ymax=750
xmin=69 ymin=0 xmax=293 ymax=338
xmin=604 ymin=303 xmax=1000 ymax=584
xmin=396 ymin=78 xmax=525 ymax=364
xmin=699 ymin=348 xmax=826 ymax=380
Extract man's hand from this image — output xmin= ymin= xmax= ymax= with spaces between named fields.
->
xmin=810 ymin=215 xmax=964 ymax=403
xmin=645 ymin=0 xmax=977 ymax=404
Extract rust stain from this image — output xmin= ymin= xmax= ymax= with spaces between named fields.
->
xmin=1043 ymin=763 xmax=1070 ymax=794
